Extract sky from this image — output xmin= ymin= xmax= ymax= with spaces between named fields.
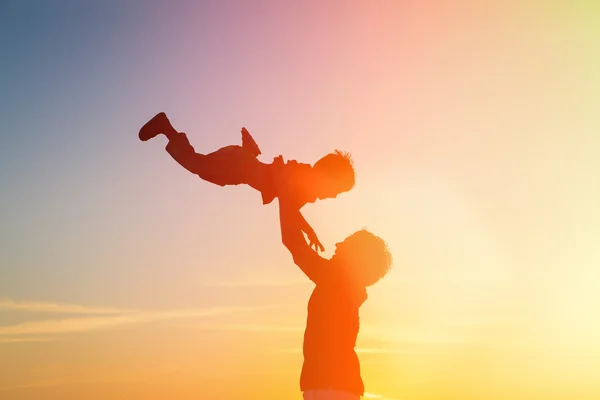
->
xmin=1 ymin=0 xmax=599 ymax=399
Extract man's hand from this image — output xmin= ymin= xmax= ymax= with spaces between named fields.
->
xmin=273 ymin=155 xmax=324 ymax=253
xmin=279 ymin=194 xmax=329 ymax=284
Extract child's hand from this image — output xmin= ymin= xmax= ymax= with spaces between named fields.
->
xmin=272 ymin=155 xmax=285 ymax=166
xmin=307 ymin=231 xmax=325 ymax=253
xmin=271 ymin=155 xmax=287 ymax=192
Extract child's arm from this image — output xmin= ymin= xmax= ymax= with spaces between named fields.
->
xmin=165 ymin=132 xmax=207 ymax=176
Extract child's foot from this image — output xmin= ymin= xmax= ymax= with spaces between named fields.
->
xmin=241 ymin=127 xmax=262 ymax=157
xmin=139 ymin=112 xmax=171 ymax=141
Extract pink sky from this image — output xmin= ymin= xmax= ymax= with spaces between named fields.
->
xmin=1 ymin=2 xmax=599 ymax=399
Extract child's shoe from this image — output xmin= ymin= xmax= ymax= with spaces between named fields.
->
xmin=139 ymin=112 xmax=171 ymax=141
xmin=241 ymin=127 xmax=262 ymax=157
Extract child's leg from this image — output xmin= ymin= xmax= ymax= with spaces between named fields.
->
xmin=140 ymin=113 xmax=213 ymax=179
xmin=140 ymin=112 xmax=270 ymax=191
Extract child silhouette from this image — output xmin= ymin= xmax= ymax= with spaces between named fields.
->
xmin=139 ymin=112 xmax=355 ymax=250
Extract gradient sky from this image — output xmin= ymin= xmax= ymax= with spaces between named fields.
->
xmin=1 ymin=1 xmax=599 ymax=399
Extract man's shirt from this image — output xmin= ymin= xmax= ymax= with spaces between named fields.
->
xmin=300 ymin=259 xmax=367 ymax=396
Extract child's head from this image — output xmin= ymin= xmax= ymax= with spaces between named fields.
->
xmin=311 ymin=150 xmax=355 ymax=200
xmin=332 ymin=229 xmax=392 ymax=287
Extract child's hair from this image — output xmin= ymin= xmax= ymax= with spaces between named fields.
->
xmin=342 ymin=229 xmax=392 ymax=287
xmin=313 ymin=150 xmax=355 ymax=192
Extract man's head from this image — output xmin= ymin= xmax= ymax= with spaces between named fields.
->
xmin=309 ymin=150 xmax=355 ymax=201
xmin=332 ymin=229 xmax=392 ymax=287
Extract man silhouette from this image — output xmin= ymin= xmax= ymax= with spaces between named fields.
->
xmin=277 ymin=193 xmax=392 ymax=399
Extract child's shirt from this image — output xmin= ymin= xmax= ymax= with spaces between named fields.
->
xmin=262 ymin=158 xmax=313 ymax=207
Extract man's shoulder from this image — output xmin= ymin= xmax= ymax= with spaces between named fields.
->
xmin=293 ymin=249 xmax=330 ymax=267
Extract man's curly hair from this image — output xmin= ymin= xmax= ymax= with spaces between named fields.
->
xmin=342 ymin=229 xmax=392 ymax=287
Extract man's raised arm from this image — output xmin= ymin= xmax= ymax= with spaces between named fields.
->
xmin=279 ymin=199 xmax=328 ymax=284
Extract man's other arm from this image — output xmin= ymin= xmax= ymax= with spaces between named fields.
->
xmin=279 ymin=199 xmax=328 ymax=284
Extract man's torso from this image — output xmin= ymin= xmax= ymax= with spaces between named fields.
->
xmin=301 ymin=281 xmax=365 ymax=396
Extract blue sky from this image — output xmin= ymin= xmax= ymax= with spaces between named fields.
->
xmin=1 ymin=2 xmax=600 ymax=398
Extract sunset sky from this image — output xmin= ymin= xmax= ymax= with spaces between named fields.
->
xmin=1 ymin=1 xmax=599 ymax=399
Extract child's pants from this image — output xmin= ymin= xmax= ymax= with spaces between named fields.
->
xmin=302 ymin=389 xmax=361 ymax=400
xmin=165 ymin=132 xmax=273 ymax=203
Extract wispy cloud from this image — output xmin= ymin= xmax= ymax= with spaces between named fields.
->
xmin=0 ymin=336 xmax=53 ymax=343
xmin=0 ymin=296 xmax=278 ymax=341
xmin=195 ymin=323 xmax=304 ymax=333
xmin=0 ymin=306 xmax=273 ymax=336
xmin=0 ymin=298 xmax=134 ymax=314
xmin=279 ymin=347 xmax=414 ymax=355
xmin=356 ymin=347 xmax=414 ymax=354
xmin=360 ymin=325 xmax=471 ymax=345
xmin=199 ymin=279 xmax=308 ymax=288
xmin=364 ymin=392 xmax=404 ymax=400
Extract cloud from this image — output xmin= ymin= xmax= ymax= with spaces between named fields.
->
xmin=0 ymin=337 xmax=53 ymax=343
xmin=278 ymin=347 xmax=416 ymax=355
xmin=196 ymin=323 xmax=304 ymax=333
xmin=363 ymin=393 xmax=404 ymax=400
xmin=0 ymin=303 xmax=278 ymax=338
xmin=198 ymin=279 xmax=308 ymax=288
xmin=356 ymin=347 xmax=415 ymax=354
xmin=0 ymin=298 xmax=134 ymax=314
xmin=359 ymin=325 xmax=472 ymax=345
